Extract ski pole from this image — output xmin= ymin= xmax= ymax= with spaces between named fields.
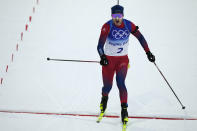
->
xmin=47 ymin=57 xmax=100 ymax=63
xmin=117 ymin=0 xmax=119 ymax=5
xmin=153 ymin=62 xmax=186 ymax=110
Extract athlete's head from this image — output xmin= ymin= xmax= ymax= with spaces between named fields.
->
xmin=111 ymin=5 xmax=124 ymax=26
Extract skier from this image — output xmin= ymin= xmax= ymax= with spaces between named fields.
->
xmin=97 ymin=5 xmax=155 ymax=125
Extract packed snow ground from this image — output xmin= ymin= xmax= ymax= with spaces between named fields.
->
xmin=0 ymin=0 xmax=197 ymax=131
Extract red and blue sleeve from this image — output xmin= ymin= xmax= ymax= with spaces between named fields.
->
xmin=130 ymin=22 xmax=150 ymax=53
xmin=97 ymin=23 xmax=110 ymax=56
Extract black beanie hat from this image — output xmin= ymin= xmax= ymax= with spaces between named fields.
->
xmin=111 ymin=5 xmax=124 ymax=15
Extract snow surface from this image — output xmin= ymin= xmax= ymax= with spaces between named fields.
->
xmin=0 ymin=0 xmax=197 ymax=131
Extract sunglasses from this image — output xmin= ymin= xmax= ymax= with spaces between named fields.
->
xmin=112 ymin=14 xmax=123 ymax=19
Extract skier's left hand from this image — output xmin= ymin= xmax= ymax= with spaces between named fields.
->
xmin=146 ymin=51 xmax=155 ymax=62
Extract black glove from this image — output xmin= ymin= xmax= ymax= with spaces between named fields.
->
xmin=100 ymin=55 xmax=109 ymax=66
xmin=146 ymin=51 xmax=155 ymax=62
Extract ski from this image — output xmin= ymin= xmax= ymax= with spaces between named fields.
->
xmin=122 ymin=116 xmax=128 ymax=131
xmin=122 ymin=122 xmax=127 ymax=131
xmin=96 ymin=112 xmax=105 ymax=123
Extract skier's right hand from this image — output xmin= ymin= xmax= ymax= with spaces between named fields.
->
xmin=100 ymin=55 xmax=109 ymax=66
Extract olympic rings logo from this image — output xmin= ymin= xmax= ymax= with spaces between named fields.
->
xmin=112 ymin=29 xmax=130 ymax=40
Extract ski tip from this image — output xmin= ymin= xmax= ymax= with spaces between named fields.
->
xmin=122 ymin=124 xmax=127 ymax=131
xmin=96 ymin=112 xmax=105 ymax=123
xmin=96 ymin=117 xmax=102 ymax=123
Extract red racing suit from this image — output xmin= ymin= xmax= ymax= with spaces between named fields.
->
xmin=97 ymin=19 xmax=150 ymax=104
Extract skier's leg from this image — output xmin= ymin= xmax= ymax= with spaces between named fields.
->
xmin=115 ymin=56 xmax=129 ymax=123
xmin=116 ymin=57 xmax=129 ymax=104
xmin=102 ymin=56 xmax=116 ymax=96
xmin=100 ymin=56 xmax=116 ymax=112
